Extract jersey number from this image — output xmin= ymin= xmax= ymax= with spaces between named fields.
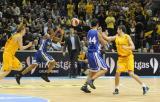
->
xmin=89 ymin=37 xmax=96 ymax=44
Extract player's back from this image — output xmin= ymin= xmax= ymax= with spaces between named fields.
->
xmin=38 ymin=38 xmax=51 ymax=52
xmin=87 ymin=29 xmax=99 ymax=52
xmin=4 ymin=33 xmax=20 ymax=55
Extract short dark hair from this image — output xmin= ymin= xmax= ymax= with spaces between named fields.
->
xmin=91 ymin=19 xmax=98 ymax=27
xmin=118 ymin=25 xmax=126 ymax=33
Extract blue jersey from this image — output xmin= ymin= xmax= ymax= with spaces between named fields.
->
xmin=33 ymin=38 xmax=61 ymax=64
xmin=39 ymin=39 xmax=52 ymax=52
xmin=87 ymin=29 xmax=109 ymax=71
xmin=87 ymin=29 xmax=99 ymax=52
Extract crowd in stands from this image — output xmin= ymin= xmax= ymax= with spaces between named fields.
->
xmin=0 ymin=0 xmax=160 ymax=53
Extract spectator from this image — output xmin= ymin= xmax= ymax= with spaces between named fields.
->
xmin=85 ymin=0 xmax=94 ymax=19
xmin=105 ymin=12 xmax=115 ymax=36
xmin=63 ymin=27 xmax=81 ymax=78
xmin=11 ymin=3 xmax=20 ymax=23
xmin=67 ymin=0 xmax=74 ymax=18
xmin=78 ymin=0 xmax=86 ymax=20
xmin=0 ymin=0 xmax=159 ymax=53
xmin=77 ymin=51 xmax=88 ymax=76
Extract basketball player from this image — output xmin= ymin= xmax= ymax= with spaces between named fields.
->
xmin=103 ymin=25 xmax=149 ymax=95
xmin=15 ymin=29 xmax=62 ymax=85
xmin=0 ymin=22 xmax=32 ymax=80
xmin=81 ymin=19 xmax=109 ymax=93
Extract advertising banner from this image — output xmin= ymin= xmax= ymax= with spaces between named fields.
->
xmin=0 ymin=51 xmax=159 ymax=76
xmin=104 ymin=53 xmax=160 ymax=76
xmin=0 ymin=51 xmax=70 ymax=76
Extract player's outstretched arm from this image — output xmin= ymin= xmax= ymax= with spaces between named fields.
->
xmin=98 ymin=27 xmax=116 ymax=42
xmin=102 ymin=33 xmax=116 ymax=42
xmin=51 ymin=42 xmax=62 ymax=51
xmin=98 ymin=32 xmax=107 ymax=46
xmin=17 ymin=36 xmax=32 ymax=50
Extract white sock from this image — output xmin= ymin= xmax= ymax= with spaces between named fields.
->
xmin=142 ymin=83 xmax=146 ymax=87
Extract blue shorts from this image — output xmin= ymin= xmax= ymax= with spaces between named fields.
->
xmin=33 ymin=50 xmax=55 ymax=65
xmin=87 ymin=52 xmax=109 ymax=72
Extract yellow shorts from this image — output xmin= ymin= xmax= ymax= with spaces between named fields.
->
xmin=116 ymin=54 xmax=134 ymax=73
xmin=1 ymin=52 xmax=22 ymax=71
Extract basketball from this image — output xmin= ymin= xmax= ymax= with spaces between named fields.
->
xmin=71 ymin=18 xmax=80 ymax=27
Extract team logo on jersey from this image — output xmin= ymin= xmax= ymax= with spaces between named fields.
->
xmin=150 ymin=58 xmax=159 ymax=74
xmin=106 ymin=57 xmax=115 ymax=74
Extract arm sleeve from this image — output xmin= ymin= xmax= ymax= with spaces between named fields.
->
xmin=51 ymin=42 xmax=62 ymax=50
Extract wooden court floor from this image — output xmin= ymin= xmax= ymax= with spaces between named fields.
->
xmin=0 ymin=77 xmax=160 ymax=102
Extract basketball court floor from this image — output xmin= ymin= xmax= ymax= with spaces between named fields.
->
xmin=0 ymin=76 xmax=160 ymax=102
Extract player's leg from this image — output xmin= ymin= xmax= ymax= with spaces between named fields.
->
xmin=81 ymin=70 xmax=96 ymax=93
xmin=113 ymin=57 xmax=125 ymax=95
xmin=113 ymin=72 xmax=121 ymax=94
xmin=40 ymin=60 xmax=56 ymax=82
xmin=21 ymin=64 xmax=38 ymax=75
xmin=41 ymin=52 xmax=56 ymax=82
xmin=128 ymin=71 xmax=149 ymax=95
xmin=128 ymin=55 xmax=149 ymax=95
xmin=46 ymin=60 xmax=56 ymax=74
xmin=15 ymin=64 xmax=38 ymax=85
xmin=0 ymin=70 xmax=11 ymax=80
xmin=15 ymin=52 xmax=39 ymax=85
xmin=0 ymin=54 xmax=12 ymax=80
xmin=81 ymin=52 xmax=97 ymax=93
xmin=87 ymin=52 xmax=108 ymax=89
xmin=90 ymin=70 xmax=108 ymax=80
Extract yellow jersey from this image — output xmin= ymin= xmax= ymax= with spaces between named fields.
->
xmin=115 ymin=34 xmax=132 ymax=56
xmin=4 ymin=33 xmax=21 ymax=55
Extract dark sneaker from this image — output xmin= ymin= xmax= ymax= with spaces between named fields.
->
xmin=113 ymin=88 xmax=119 ymax=95
xmin=15 ymin=74 xmax=22 ymax=85
xmin=41 ymin=74 xmax=50 ymax=82
xmin=143 ymin=86 xmax=149 ymax=95
xmin=81 ymin=86 xmax=91 ymax=93
xmin=86 ymin=80 xmax=96 ymax=89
